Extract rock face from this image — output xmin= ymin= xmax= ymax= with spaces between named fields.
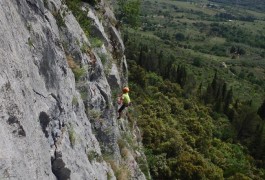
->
xmin=0 ymin=0 xmax=146 ymax=179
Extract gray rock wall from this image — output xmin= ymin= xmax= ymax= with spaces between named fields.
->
xmin=0 ymin=0 xmax=146 ymax=179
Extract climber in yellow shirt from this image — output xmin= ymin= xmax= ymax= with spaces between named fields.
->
xmin=117 ymin=87 xmax=131 ymax=119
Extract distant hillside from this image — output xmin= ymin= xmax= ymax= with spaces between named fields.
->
xmin=209 ymin=0 xmax=265 ymax=11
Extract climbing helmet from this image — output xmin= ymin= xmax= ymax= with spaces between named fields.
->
xmin=122 ymin=87 xmax=129 ymax=93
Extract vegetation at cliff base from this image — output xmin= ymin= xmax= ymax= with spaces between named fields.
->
xmin=129 ymin=61 xmax=265 ymax=179
xmin=115 ymin=0 xmax=265 ymax=179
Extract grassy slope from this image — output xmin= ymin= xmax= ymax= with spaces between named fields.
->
xmin=138 ymin=0 xmax=265 ymax=107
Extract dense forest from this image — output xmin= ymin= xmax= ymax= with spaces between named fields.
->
xmin=115 ymin=0 xmax=265 ymax=179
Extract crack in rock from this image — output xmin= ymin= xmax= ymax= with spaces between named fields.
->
xmin=49 ymin=93 xmax=64 ymax=113
xmin=33 ymin=89 xmax=47 ymax=98
xmin=51 ymin=151 xmax=71 ymax=180
xmin=39 ymin=112 xmax=50 ymax=138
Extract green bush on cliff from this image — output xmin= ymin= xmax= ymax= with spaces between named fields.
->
xmin=65 ymin=0 xmax=90 ymax=37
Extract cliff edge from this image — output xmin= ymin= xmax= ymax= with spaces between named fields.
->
xmin=0 ymin=0 xmax=147 ymax=179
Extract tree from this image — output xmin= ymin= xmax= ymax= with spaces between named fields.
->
xmin=224 ymin=88 xmax=233 ymax=114
xmin=192 ymin=57 xmax=202 ymax=67
xmin=176 ymin=65 xmax=187 ymax=88
xmin=117 ymin=0 xmax=141 ymax=28
xmin=230 ymin=46 xmax=237 ymax=54
xmin=175 ymin=32 xmax=185 ymax=41
xmin=258 ymin=99 xmax=265 ymax=120
xmin=230 ymin=45 xmax=245 ymax=55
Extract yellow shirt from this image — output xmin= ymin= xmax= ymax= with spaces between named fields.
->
xmin=122 ymin=93 xmax=130 ymax=105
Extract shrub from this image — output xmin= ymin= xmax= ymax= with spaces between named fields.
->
xmin=65 ymin=0 xmax=90 ymax=37
xmin=72 ymin=67 xmax=86 ymax=81
xmin=105 ymin=157 xmax=130 ymax=180
xmin=54 ymin=11 xmax=66 ymax=28
xmin=66 ymin=55 xmax=86 ymax=81
xmin=192 ymin=57 xmax=203 ymax=67
xmin=90 ymin=38 xmax=103 ymax=48
xmin=80 ymin=90 xmax=88 ymax=100
xmin=72 ymin=96 xmax=78 ymax=106
xmin=87 ymin=109 xmax=101 ymax=119
xmin=68 ymin=125 xmax=76 ymax=147
xmin=87 ymin=150 xmax=103 ymax=162
xmin=81 ymin=43 xmax=89 ymax=53
xmin=116 ymin=0 xmax=141 ymax=28
xmin=175 ymin=32 xmax=185 ymax=41
xmin=98 ymin=53 xmax=108 ymax=65
xmin=27 ymin=38 xmax=34 ymax=47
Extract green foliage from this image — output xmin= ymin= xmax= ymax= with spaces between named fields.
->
xmin=124 ymin=0 xmax=265 ymax=179
xmin=104 ymin=153 xmax=131 ymax=180
xmin=176 ymin=151 xmax=223 ymax=180
xmin=136 ymin=154 xmax=151 ymax=180
xmin=87 ymin=150 xmax=103 ymax=162
xmin=117 ymin=0 xmax=141 ymax=28
xmin=192 ymin=57 xmax=203 ymax=67
xmin=230 ymin=45 xmax=246 ymax=55
xmin=68 ymin=124 xmax=76 ymax=147
xmin=65 ymin=0 xmax=90 ymax=37
xmin=126 ymin=35 xmax=196 ymax=94
xmin=175 ymin=32 xmax=185 ymax=41
xmin=209 ymin=139 xmax=254 ymax=178
xmin=72 ymin=67 xmax=86 ymax=81
xmin=54 ymin=11 xmax=66 ymax=28
xmin=209 ymin=0 xmax=265 ymax=12
xmin=258 ymin=99 xmax=265 ymax=120
xmin=72 ymin=96 xmax=78 ymax=106
xmin=212 ymin=117 xmax=235 ymax=141
xmin=67 ymin=55 xmax=87 ymax=81
xmin=129 ymin=62 xmax=265 ymax=179
xmin=203 ymin=73 xmax=233 ymax=115
xmin=27 ymin=38 xmax=34 ymax=47
xmin=128 ymin=61 xmax=147 ymax=88
xmin=98 ymin=53 xmax=108 ymax=65
xmin=209 ymin=23 xmax=265 ymax=49
xmin=80 ymin=90 xmax=88 ymax=100
xmin=107 ymin=172 xmax=112 ymax=180
xmin=81 ymin=43 xmax=89 ymax=53
xmin=87 ymin=109 xmax=101 ymax=120
xmin=261 ymin=51 xmax=265 ymax=58
xmin=90 ymin=38 xmax=103 ymax=48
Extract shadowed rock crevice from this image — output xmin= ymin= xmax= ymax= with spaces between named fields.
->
xmin=33 ymin=89 xmax=46 ymax=98
xmin=39 ymin=46 xmax=58 ymax=89
xmin=96 ymin=84 xmax=109 ymax=108
xmin=39 ymin=112 xmax=50 ymax=138
xmin=25 ymin=0 xmax=45 ymax=15
xmin=51 ymin=151 xmax=71 ymax=180
xmin=49 ymin=93 xmax=64 ymax=113
xmin=89 ymin=64 xmax=103 ymax=81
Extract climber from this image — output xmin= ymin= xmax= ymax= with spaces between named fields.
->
xmin=117 ymin=87 xmax=131 ymax=119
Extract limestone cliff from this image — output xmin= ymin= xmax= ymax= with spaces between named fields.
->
xmin=0 ymin=0 xmax=147 ymax=179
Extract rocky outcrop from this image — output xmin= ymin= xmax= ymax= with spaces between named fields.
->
xmin=0 ymin=0 xmax=147 ymax=179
